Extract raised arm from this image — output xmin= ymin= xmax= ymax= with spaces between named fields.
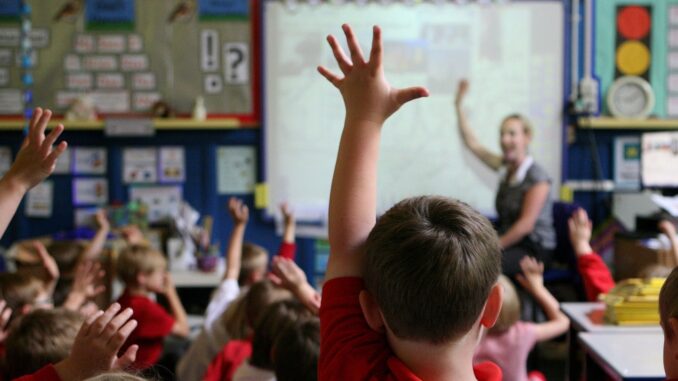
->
xmin=82 ymin=209 xmax=111 ymax=260
xmin=454 ymin=80 xmax=502 ymax=171
xmin=271 ymin=256 xmax=321 ymax=315
xmin=277 ymin=203 xmax=297 ymax=260
xmin=515 ymin=256 xmax=569 ymax=341
xmin=224 ymin=198 xmax=248 ymax=281
xmin=318 ymin=24 xmax=428 ymax=280
xmin=0 ymin=108 xmax=67 ymax=239
xmin=498 ymin=182 xmax=550 ymax=249
xmin=162 ymin=273 xmax=189 ymax=338
xmin=569 ymin=208 xmax=615 ymax=300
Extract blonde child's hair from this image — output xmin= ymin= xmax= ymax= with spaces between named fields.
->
xmin=501 ymin=114 xmax=534 ymax=139
xmin=84 ymin=372 xmax=150 ymax=381
xmin=239 ymin=243 xmax=269 ymax=286
xmin=489 ymin=275 xmax=520 ymax=334
xmin=116 ymin=244 xmax=167 ymax=285
xmin=660 ymin=267 xmax=678 ymax=339
xmin=222 ymin=280 xmax=291 ymax=340
xmin=0 ymin=272 xmax=44 ymax=313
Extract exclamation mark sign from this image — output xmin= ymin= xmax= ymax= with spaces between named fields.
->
xmin=201 ymin=30 xmax=219 ymax=72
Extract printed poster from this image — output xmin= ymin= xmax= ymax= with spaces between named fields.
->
xmin=614 ymin=136 xmax=640 ymax=190
xmin=25 ymin=181 xmax=53 ymax=218
xmin=73 ymin=178 xmax=108 ymax=206
xmin=159 ymin=146 xmax=185 ymax=183
xmin=129 ymin=185 xmax=182 ymax=223
xmin=123 ymin=147 xmax=157 ymax=183
xmin=217 ymin=146 xmax=256 ymax=194
xmin=73 ymin=147 xmax=107 ymax=174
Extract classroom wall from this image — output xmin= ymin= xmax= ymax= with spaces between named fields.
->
xmin=0 ymin=128 xmax=317 ymax=283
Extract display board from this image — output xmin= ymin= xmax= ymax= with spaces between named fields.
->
xmin=264 ymin=1 xmax=564 ymax=233
xmin=0 ymin=0 xmax=254 ymax=117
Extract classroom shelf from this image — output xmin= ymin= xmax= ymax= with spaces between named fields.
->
xmin=0 ymin=118 xmax=258 ymax=131
xmin=578 ymin=117 xmax=678 ymax=130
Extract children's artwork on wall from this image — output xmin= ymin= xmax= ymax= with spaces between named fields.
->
xmin=74 ymin=207 xmax=98 ymax=228
xmin=73 ymin=147 xmax=107 ymax=174
xmin=198 ymin=0 xmax=249 ymax=20
xmin=0 ymin=147 xmax=11 ymax=177
xmin=73 ymin=178 xmax=108 ymax=206
xmin=129 ymin=185 xmax=182 ymax=223
xmin=25 ymin=181 xmax=53 ymax=218
xmin=159 ymin=146 xmax=186 ymax=183
xmin=123 ymin=147 xmax=158 ymax=183
xmin=216 ymin=146 xmax=255 ymax=194
xmin=53 ymin=147 xmax=72 ymax=175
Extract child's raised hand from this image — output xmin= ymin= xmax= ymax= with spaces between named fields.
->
xmin=54 ymin=303 xmax=138 ymax=380
xmin=34 ymin=241 xmax=59 ymax=285
xmin=71 ymin=261 xmax=106 ymax=299
xmin=95 ymin=209 xmax=110 ymax=231
xmin=455 ymin=79 xmax=469 ymax=106
xmin=568 ymin=208 xmax=593 ymax=256
xmin=280 ymin=203 xmax=294 ymax=226
xmin=515 ymin=256 xmax=545 ymax=294
xmin=228 ymin=197 xmax=249 ymax=225
xmin=120 ymin=225 xmax=144 ymax=245
xmin=317 ymin=24 xmax=428 ymax=125
xmin=659 ymin=220 xmax=677 ymax=240
xmin=271 ymin=257 xmax=307 ymax=291
xmin=4 ymin=108 xmax=67 ymax=192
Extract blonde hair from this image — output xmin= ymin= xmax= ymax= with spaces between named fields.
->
xmin=489 ymin=275 xmax=520 ymax=334
xmin=501 ymin=114 xmax=534 ymax=139
xmin=239 ymin=243 xmax=269 ymax=286
xmin=116 ymin=245 xmax=167 ymax=285
xmin=660 ymin=267 xmax=678 ymax=339
xmin=0 ymin=272 xmax=44 ymax=313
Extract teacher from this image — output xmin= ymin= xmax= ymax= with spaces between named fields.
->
xmin=454 ymin=80 xmax=555 ymax=275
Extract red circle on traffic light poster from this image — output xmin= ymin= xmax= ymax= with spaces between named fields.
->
xmin=617 ymin=6 xmax=651 ymax=40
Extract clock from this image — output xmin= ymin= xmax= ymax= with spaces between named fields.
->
xmin=607 ymin=76 xmax=655 ymax=119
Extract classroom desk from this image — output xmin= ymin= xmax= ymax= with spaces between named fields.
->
xmin=579 ymin=332 xmax=665 ymax=381
xmin=561 ymin=302 xmax=662 ymax=381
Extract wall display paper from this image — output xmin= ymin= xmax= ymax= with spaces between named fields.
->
xmin=123 ymin=147 xmax=157 ymax=183
xmin=73 ymin=178 xmax=108 ymax=206
xmin=217 ymin=146 xmax=256 ymax=194
xmin=25 ymin=181 xmax=53 ymax=218
xmin=73 ymin=147 xmax=107 ymax=174
xmin=159 ymin=147 xmax=186 ymax=183
xmin=129 ymin=185 xmax=182 ymax=223
xmin=53 ymin=148 xmax=72 ymax=175
xmin=614 ymin=136 xmax=641 ymax=190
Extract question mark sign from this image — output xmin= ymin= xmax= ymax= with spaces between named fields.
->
xmin=229 ymin=47 xmax=244 ymax=81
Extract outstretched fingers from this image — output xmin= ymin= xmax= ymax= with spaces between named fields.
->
xmin=394 ymin=86 xmax=430 ymax=107
xmin=327 ymin=34 xmax=352 ymax=74
xmin=342 ymin=24 xmax=366 ymax=66
xmin=369 ymin=25 xmax=382 ymax=73
xmin=317 ymin=65 xmax=342 ymax=88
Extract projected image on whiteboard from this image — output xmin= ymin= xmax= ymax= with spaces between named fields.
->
xmin=264 ymin=2 xmax=563 ymax=234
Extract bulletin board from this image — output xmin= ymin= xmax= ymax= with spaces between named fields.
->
xmin=0 ymin=0 xmax=257 ymax=121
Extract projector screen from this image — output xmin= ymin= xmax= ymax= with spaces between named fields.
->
xmin=264 ymin=1 xmax=564 ymax=236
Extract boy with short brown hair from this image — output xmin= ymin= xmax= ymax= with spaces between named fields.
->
xmin=317 ymin=24 xmax=504 ymax=380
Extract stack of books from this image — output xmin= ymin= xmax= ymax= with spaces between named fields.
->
xmin=603 ymin=278 xmax=665 ymax=325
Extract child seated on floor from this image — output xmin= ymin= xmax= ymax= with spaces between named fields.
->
xmin=115 ymin=245 xmax=189 ymax=370
xmin=474 ymin=257 xmax=570 ymax=381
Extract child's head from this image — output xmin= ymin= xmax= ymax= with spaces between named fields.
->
xmin=273 ymin=317 xmax=320 ymax=381
xmin=489 ymin=275 xmax=520 ymax=334
xmin=0 ymin=272 xmax=50 ymax=316
xmin=660 ymin=267 xmax=678 ymax=378
xmin=363 ymin=196 xmax=502 ymax=344
xmin=239 ymin=243 xmax=269 ymax=286
xmin=223 ymin=280 xmax=291 ymax=339
xmin=84 ymin=373 xmax=149 ymax=381
xmin=5 ymin=308 xmax=84 ymax=379
xmin=250 ymin=299 xmax=312 ymax=370
xmin=46 ymin=241 xmax=84 ymax=274
xmin=116 ymin=245 xmax=166 ymax=291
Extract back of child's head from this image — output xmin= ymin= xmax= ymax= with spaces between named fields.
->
xmin=250 ymin=299 xmax=312 ymax=370
xmin=0 ymin=272 xmax=44 ymax=314
xmin=489 ymin=275 xmax=520 ymax=334
xmin=5 ymin=308 xmax=83 ymax=379
xmin=273 ymin=317 xmax=320 ymax=381
xmin=116 ymin=244 xmax=166 ymax=285
xmin=660 ymin=267 xmax=678 ymax=339
xmin=364 ymin=196 xmax=501 ymax=343
xmin=223 ymin=280 xmax=291 ymax=339
xmin=239 ymin=243 xmax=269 ymax=286
xmin=46 ymin=241 xmax=84 ymax=274
xmin=84 ymin=372 xmax=151 ymax=381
